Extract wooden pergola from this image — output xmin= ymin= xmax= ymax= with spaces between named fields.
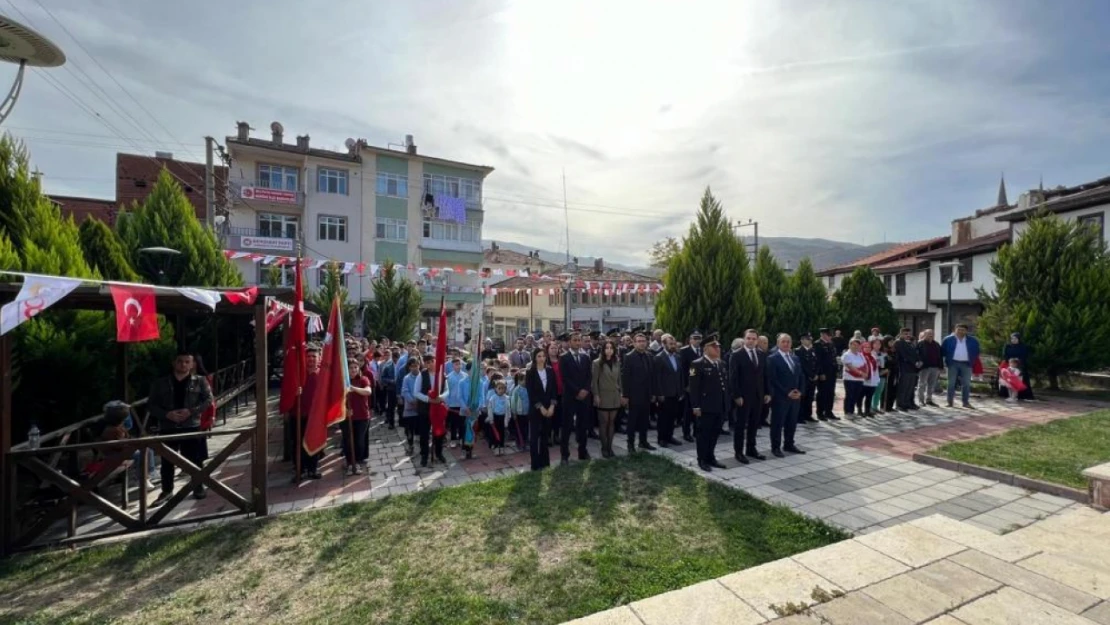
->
xmin=0 ymin=283 xmax=290 ymax=555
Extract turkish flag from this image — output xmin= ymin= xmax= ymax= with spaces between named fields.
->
xmin=110 ymin=285 xmax=160 ymax=342
xmin=224 ymin=286 xmax=258 ymax=305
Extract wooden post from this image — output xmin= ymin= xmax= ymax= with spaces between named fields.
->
xmin=0 ymin=334 xmax=12 ymax=556
xmin=252 ymin=303 xmax=268 ymax=516
xmin=116 ymin=342 xmax=130 ymax=402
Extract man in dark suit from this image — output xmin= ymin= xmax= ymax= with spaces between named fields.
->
xmin=767 ymin=333 xmax=808 ymax=457
xmin=688 ymin=333 xmax=728 ymax=472
xmin=795 ymin=333 xmax=820 ymax=423
xmin=729 ymin=328 xmax=769 ymax=464
xmin=651 ymin=333 xmax=683 ymax=447
xmin=895 ymin=327 xmax=922 ymax=411
xmin=677 ymin=330 xmax=703 ymax=443
xmin=621 ymin=332 xmax=656 ymax=452
xmin=559 ymin=331 xmax=593 ymax=463
xmin=814 ymin=328 xmax=840 ymax=421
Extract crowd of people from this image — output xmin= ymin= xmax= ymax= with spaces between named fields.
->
xmin=283 ymin=322 xmax=1035 ymax=477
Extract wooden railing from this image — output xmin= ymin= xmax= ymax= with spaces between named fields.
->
xmin=2 ymin=358 xmax=260 ymax=554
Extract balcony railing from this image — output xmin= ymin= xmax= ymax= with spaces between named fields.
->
xmin=226 ymin=227 xmax=297 ymax=239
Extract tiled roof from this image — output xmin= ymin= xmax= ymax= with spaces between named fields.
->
xmin=116 ymin=153 xmax=227 ymax=219
xmin=996 ymin=182 xmax=1110 ymax=222
xmin=48 ymin=195 xmax=118 ymax=224
xmin=871 ymin=256 xmax=927 ymax=274
xmin=815 ymin=236 xmax=949 ymax=276
xmin=918 ymin=230 xmax=1010 ymax=260
xmin=489 ymin=266 xmax=659 ymax=290
xmin=483 ymin=248 xmax=545 ymax=265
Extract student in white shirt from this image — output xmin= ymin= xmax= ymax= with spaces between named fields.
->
xmin=840 ymin=339 xmax=869 ymax=416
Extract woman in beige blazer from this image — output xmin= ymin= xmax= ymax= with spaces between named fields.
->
xmin=591 ymin=340 xmax=623 ymax=458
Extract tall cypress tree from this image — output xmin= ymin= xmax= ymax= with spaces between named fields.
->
xmin=829 ymin=267 xmax=897 ymax=336
xmin=753 ymin=246 xmax=788 ymax=336
xmin=978 ymin=215 xmax=1110 ymax=389
xmin=363 ymin=260 xmax=422 ymax=341
xmin=308 ymin=261 xmax=356 ymax=330
xmin=79 ymin=217 xmax=140 ymax=281
xmin=655 ymin=187 xmax=763 ymax=340
xmin=119 ymin=169 xmax=241 ymax=287
xmin=779 ymin=257 xmax=828 ymax=338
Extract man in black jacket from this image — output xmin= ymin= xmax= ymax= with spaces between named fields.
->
xmin=795 ymin=333 xmax=820 ymax=423
xmin=621 ymin=333 xmax=656 ymax=453
xmin=689 ymin=333 xmax=728 ymax=472
xmin=813 ymin=328 xmax=840 ymax=420
xmin=677 ymin=330 xmax=703 ymax=442
xmin=729 ymin=329 xmax=769 ymax=464
xmin=149 ymin=351 xmax=214 ymax=503
xmin=651 ymin=333 xmax=683 ymax=447
xmin=559 ymin=332 xmax=593 ymax=463
xmin=894 ymin=328 xmax=922 ymax=410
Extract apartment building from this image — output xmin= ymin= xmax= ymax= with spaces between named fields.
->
xmin=222 ymin=121 xmax=494 ymax=326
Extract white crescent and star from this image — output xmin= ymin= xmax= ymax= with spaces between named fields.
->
xmin=123 ymin=297 xmax=143 ymax=326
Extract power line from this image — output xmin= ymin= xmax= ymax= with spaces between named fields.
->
xmin=7 ymin=125 xmax=204 ymax=150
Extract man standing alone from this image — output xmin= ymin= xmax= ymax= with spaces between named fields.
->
xmin=916 ymin=329 xmax=943 ymax=407
xmin=149 ymin=351 xmax=214 ymax=502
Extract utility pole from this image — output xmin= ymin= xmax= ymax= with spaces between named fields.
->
xmin=205 ymin=136 xmax=215 ymax=229
xmin=733 ymin=219 xmax=759 ymax=263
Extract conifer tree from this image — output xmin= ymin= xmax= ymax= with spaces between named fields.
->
xmin=308 ymin=261 xmax=356 ymax=329
xmin=119 ymin=169 xmax=241 ymax=287
xmin=655 ymin=187 xmax=763 ymax=339
xmin=779 ymin=257 xmax=828 ymax=337
xmin=753 ymin=246 xmax=788 ymax=336
xmin=978 ymin=215 xmax=1110 ymax=389
xmin=829 ymin=267 xmax=897 ymax=337
xmin=363 ymin=260 xmax=422 ymax=341
xmin=79 ymin=217 xmax=140 ymax=281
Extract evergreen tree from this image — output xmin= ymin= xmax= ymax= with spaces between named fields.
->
xmin=263 ymin=264 xmax=282 ymax=288
xmin=655 ymin=187 xmax=763 ymax=339
xmin=647 ymin=236 xmax=682 ymax=270
xmin=363 ymin=260 xmax=422 ymax=341
xmin=978 ymin=215 xmax=1110 ymax=389
xmin=829 ymin=267 xmax=897 ymax=337
xmin=78 ymin=217 xmax=140 ymax=281
xmin=119 ymin=169 xmax=241 ymax=287
xmin=753 ymin=246 xmax=788 ymax=336
xmin=779 ymin=257 xmax=828 ymax=337
xmin=308 ymin=261 xmax=356 ymax=329
xmin=0 ymin=231 xmax=19 ymax=275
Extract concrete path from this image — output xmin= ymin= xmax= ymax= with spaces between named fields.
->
xmin=563 ymin=507 xmax=1110 ymax=625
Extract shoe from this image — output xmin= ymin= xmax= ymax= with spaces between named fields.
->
xmin=699 ymin=462 xmax=712 ymax=472
xmin=772 ymin=449 xmax=785 ymax=458
xmin=351 ymin=465 xmax=362 ymax=475
xmin=627 ymin=443 xmax=637 ymax=454
xmin=152 ymin=490 xmax=173 ymax=506
xmin=719 ymin=429 xmax=730 ymax=436
xmin=783 ymin=446 xmax=806 ymax=454
xmin=579 ymin=452 xmax=591 ymax=461
xmin=657 ymin=440 xmax=669 ymax=448
xmin=640 ymin=442 xmax=657 ymax=451
xmin=436 ymin=454 xmax=447 ymax=464
xmin=387 ymin=424 xmax=395 ymax=430
xmin=804 ymin=416 xmax=820 ymax=423
xmin=908 ymin=404 xmax=920 ymax=411
xmin=926 ymin=401 xmax=939 ymax=407
xmin=946 ymin=401 xmax=954 ymax=408
xmin=735 ymin=454 xmax=750 ymax=465
xmin=306 ymin=471 xmax=323 ymax=480
xmin=817 ymin=415 xmax=828 ymax=421
xmin=962 ymin=403 xmax=974 ymax=409
xmin=826 ymin=414 xmax=841 ymax=421
xmin=746 ymin=451 xmax=766 ymax=461
xmin=710 ymin=460 xmax=727 ymax=469
xmin=465 ymin=449 xmax=473 ymax=460
xmin=420 ymin=459 xmax=428 ymax=468
xmin=683 ymin=434 xmax=695 ymax=443
xmin=561 ymin=458 xmax=569 ymax=466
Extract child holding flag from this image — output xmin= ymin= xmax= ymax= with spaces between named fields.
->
xmin=487 ymin=380 xmax=510 ymax=455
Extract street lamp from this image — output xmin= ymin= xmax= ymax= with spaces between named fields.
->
xmin=937 ymin=260 xmax=961 ymax=333
xmin=138 ymin=246 xmax=182 ymax=286
xmin=0 ymin=15 xmax=66 ymax=126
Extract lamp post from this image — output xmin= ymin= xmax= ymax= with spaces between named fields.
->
xmin=138 ymin=246 xmax=181 ymax=286
xmin=937 ymin=260 xmax=961 ymax=333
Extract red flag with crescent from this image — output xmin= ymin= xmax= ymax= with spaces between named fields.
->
xmin=429 ymin=296 xmax=449 ymax=438
xmin=109 ymin=285 xmax=160 ymax=342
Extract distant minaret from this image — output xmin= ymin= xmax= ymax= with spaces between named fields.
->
xmin=997 ymin=173 xmax=1008 ymax=206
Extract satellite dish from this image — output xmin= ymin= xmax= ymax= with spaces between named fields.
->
xmin=0 ymin=14 xmax=66 ymax=125
xmin=270 ymin=121 xmax=283 ymax=134
xmin=344 ymin=137 xmax=356 ymax=150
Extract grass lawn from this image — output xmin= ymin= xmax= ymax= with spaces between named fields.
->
xmin=0 ymin=454 xmax=846 ymax=625
xmin=933 ymin=409 xmax=1110 ymax=489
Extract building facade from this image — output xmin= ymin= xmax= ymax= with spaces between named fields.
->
xmin=222 ymin=122 xmax=494 ymax=333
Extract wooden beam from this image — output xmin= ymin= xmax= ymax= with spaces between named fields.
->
xmin=252 ymin=302 xmax=268 ymax=516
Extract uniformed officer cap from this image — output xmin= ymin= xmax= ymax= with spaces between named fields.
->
xmin=631 ymin=325 xmax=646 ymax=333
xmin=556 ymin=332 xmax=571 ymax=342
xmin=702 ymin=332 xmax=720 ymax=347
xmin=690 ymin=329 xmax=703 ymax=338
xmin=588 ymin=330 xmax=601 ymax=339
xmin=606 ymin=328 xmax=620 ymax=337
xmin=800 ymin=332 xmax=813 ymax=340
xmin=818 ymin=327 xmax=831 ymax=335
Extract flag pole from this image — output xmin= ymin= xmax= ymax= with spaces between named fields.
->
xmin=293 ymin=251 xmax=303 ymax=483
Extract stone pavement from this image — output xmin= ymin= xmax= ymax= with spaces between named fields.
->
xmin=563 ymin=507 xmax=1110 ymax=625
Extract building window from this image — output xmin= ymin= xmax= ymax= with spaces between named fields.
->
xmin=259 ymin=264 xmax=295 ymax=287
xmin=958 ymin=257 xmax=973 ymax=283
xmin=423 ymin=173 xmax=482 ymax=205
xmin=827 ymin=275 xmax=834 ymax=288
xmin=258 ymin=213 xmax=298 ymax=238
xmin=895 ymin=273 xmax=906 ymax=296
xmin=317 ymin=215 xmax=347 ymax=242
xmin=376 ymin=218 xmax=407 ymax=241
xmin=258 ymin=164 xmax=298 ymax=191
xmin=883 ymin=275 xmax=892 ymax=295
xmin=317 ymin=168 xmax=348 ymax=195
xmin=422 ymin=220 xmax=481 ymax=242
xmin=1078 ymin=212 xmax=1105 ymax=246
xmin=318 ymin=268 xmax=348 ymax=288
xmin=376 ymin=172 xmax=408 ymax=198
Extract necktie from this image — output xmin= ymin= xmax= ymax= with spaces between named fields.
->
xmin=784 ymin=352 xmax=793 ymax=373
xmin=749 ymin=349 xmax=756 ymax=365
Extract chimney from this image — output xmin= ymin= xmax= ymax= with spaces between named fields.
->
xmin=236 ymin=121 xmax=249 ymax=141
xmin=155 ymin=151 xmax=173 ymax=160
xmin=491 ymin=241 xmax=499 ymax=252
xmin=405 ymin=134 xmax=417 ymax=155
xmin=296 ymin=134 xmax=310 ymax=150
xmin=594 ymin=258 xmax=604 ymax=273
xmin=270 ymin=121 xmax=284 ymax=145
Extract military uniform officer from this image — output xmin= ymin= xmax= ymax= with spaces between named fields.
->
xmin=688 ymin=333 xmax=728 ymax=472
xmin=813 ymin=328 xmax=841 ymax=421
xmin=795 ymin=333 xmax=820 ymax=423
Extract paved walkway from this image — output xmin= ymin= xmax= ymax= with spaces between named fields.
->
xmin=564 ymin=507 xmax=1110 ymax=624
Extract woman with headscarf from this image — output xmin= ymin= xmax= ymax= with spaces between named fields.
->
xmin=1002 ymin=333 xmax=1034 ymax=400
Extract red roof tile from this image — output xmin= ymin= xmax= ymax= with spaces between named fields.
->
xmin=116 ymin=153 xmax=227 ymax=219
xmin=816 ymin=236 xmax=949 ymax=276
xmin=871 ymin=256 xmax=927 ymax=273
xmin=48 ymin=195 xmax=118 ymax=225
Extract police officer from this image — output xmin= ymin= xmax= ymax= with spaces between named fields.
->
xmin=813 ymin=328 xmax=841 ymax=421
xmin=795 ymin=333 xmax=820 ymax=423
xmin=688 ymin=333 xmax=728 ymax=472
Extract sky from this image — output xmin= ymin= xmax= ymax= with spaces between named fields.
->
xmin=5 ymin=0 xmax=1110 ymax=266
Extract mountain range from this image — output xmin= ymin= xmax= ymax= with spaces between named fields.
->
xmin=482 ymin=238 xmax=898 ymax=277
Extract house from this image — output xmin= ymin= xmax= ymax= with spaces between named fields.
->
xmin=482 ymin=244 xmax=555 ymax=284
xmin=997 ymin=175 xmax=1110 ymax=247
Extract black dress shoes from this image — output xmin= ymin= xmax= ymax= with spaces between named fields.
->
xmin=784 ymin=446 xmax=806 ymax=454
xmin=699 ymin=462 xmax=712 ymax=472
xmin=771 ymin=449 xmax=785 ymax=458
xmin=710 ymin=460 xmax=727 ymax=469
xmin=746 ymin=451 xmax=766 ymax=461
xmin=639 ymin=441 xmax=657 ymax=451
xmin=735 ymin=454 xmax=750 ymax=465
xmin=683 ymin=435 xmax=695 ymax=443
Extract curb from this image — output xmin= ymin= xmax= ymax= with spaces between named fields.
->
xmin=911 ymin=453 xmax=1089 ymax=504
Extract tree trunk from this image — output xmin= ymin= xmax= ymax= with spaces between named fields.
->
xmin=1048 ymin=371 xmax=1060 ymax=391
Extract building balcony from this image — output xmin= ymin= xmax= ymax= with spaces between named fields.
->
xmin=230 ymin=179 xmax=305 ymax=208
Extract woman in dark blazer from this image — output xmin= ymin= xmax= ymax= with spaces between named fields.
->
xmin=525 ymin=348 xmax=558 ymax=471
